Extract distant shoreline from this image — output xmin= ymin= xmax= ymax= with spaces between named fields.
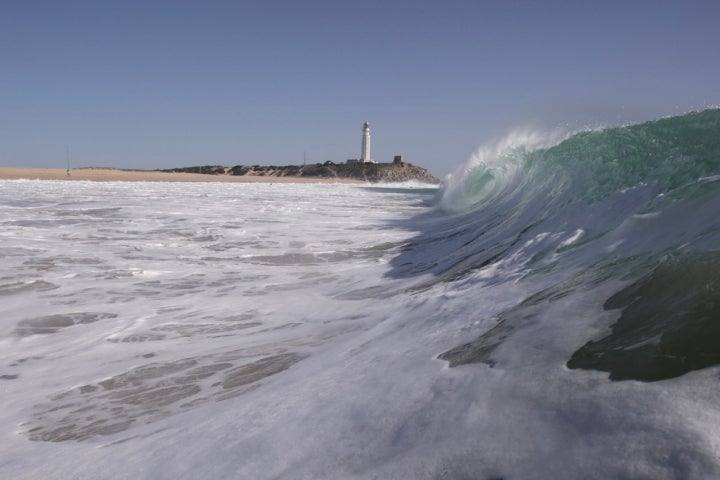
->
xmin=0 ymin=167 xmax=364 ymax=184
xmin=164 ymin=161 xmax=440 ymax=184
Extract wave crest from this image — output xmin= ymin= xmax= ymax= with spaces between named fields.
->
xmin=439 ymin=108 xmax=720 ymax=214
xmin=438 ymin=129 xmax=568 ymax=211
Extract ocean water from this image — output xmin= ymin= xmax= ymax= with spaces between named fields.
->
xmin=1 ymin=109 xmax=720 ymax=479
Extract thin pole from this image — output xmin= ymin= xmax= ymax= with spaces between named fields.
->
xmin=66 ymin=146 xmax=70 ymax=176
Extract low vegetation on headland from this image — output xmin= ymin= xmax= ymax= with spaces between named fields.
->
xmin=160 ymin=161 xmax=440 ymax=184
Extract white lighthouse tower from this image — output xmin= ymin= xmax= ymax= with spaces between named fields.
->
xmin=360 ymin=122 xmax=371 ymax=163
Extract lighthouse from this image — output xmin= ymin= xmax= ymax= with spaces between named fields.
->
xmin=360 ymin=122 xmax=371 ymax=163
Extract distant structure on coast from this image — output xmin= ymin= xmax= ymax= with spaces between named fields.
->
xmin=164 ymin=119 xmax=438 ymax=182
xmin=347 ymin=122 xmax=380 ymax=164
xmin=360 ymin=122 xmax=372 ymax=163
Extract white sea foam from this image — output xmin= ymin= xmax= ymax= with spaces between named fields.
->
xmin=1 ymin=177 xmax=719 ymax=479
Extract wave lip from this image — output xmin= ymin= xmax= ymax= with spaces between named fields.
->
xmin=438 ymin=128 xmax=569 ymax=211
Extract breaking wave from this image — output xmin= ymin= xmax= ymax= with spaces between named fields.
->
xmin=413 ymin=108 xmax=720 ymax=381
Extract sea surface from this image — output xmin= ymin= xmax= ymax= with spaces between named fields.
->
xmin=1 ymin=109 xmax=720 ymax=479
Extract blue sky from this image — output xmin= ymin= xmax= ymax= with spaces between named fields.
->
xmin=1 ymin=0 xmax=718 ymax=177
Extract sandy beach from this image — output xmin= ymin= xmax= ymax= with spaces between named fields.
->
xmin=0 ymin=167 xmax=363 ymax=184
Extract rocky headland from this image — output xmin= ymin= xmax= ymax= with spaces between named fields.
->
xmin=161 ymin=161 xmax=440 ymax=184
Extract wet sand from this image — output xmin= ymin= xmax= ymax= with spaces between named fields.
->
xmin=0 ymin=167 xmax=363 ymax=184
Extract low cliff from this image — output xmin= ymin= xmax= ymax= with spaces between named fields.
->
xmin=162 ymin=162 xmax=439 ymax=184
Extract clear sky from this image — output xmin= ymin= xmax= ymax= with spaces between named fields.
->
xmin=2 ymin=0 xmax=718 ymax=177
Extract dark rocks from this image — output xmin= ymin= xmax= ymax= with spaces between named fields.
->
xmin=163 ymin=165 xmax=227 ymax=175
xmin=164 ymin=162 xmax=440 ymax=183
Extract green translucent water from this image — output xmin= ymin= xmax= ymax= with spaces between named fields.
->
xmin=533 ymin=109 xmax=720 ymax=202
